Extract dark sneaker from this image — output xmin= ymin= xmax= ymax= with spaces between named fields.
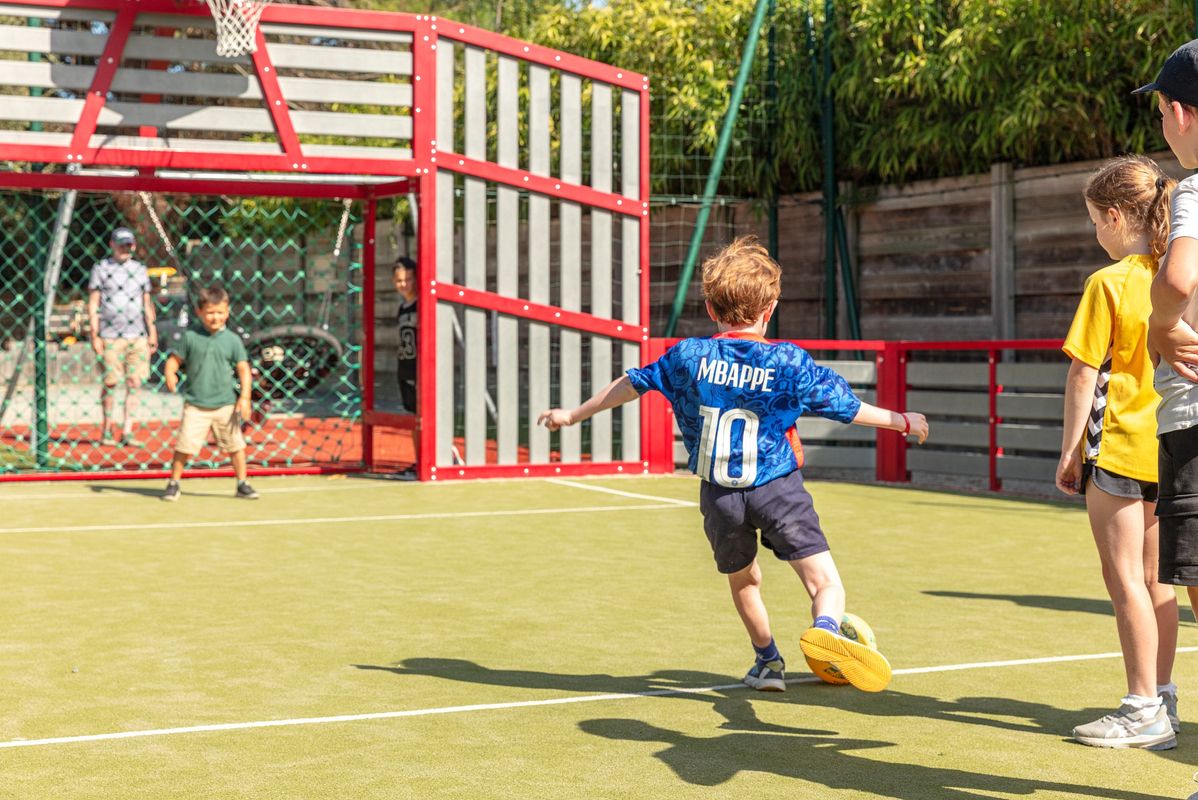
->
xmin=1160 ymin=689 xmax=1180 ymax=734
xmin=743 ymin=658 xmax=786 ymax=692
xmin=235 ymin=481 xmax=260 ymax=500
xmin=161 ymin=481 xmax=181 ymax=502
xmin=799 ymin=627 xmax=892 ymax=693
xmin=1073 ymin=702 xmax=1176 ymax=750
xmin=100 ymin=429 xmax=117 ymax=445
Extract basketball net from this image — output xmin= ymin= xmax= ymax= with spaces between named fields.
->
xmin=203 ymin=0 xmax=270 ymax=58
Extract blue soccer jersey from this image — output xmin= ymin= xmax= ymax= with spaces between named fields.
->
xmin=627 ymin=332 xmax=861 ymax=488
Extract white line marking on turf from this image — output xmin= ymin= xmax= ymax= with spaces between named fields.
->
xmin=544 ymin=478 xmax=697 ymax=507
xmin=4 ymin=647 xmax=1196 ymax=750
xmin=0 ymin=503 xmax=688 ymax=536
xmin=0 ymin=483 xmax=389 ymax=501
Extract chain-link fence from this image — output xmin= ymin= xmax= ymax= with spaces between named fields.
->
xmin=0 ymin=189 xmax=364 ymax=475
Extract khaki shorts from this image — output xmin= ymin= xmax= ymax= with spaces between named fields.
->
xmin=174 ymin=403 xmax=246 ymax=456
xmin=99 ymin=337 xmax=150 ymax=387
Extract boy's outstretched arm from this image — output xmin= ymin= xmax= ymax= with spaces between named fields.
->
xmin=850 ymin=401 xmax=929 ymax=444
xmin=538 ymin=375 xmax=639 ymax=431
xmin=1150 ymin=237 xmax=1198 ymax=381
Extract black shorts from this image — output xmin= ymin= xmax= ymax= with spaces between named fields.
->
xmin=698 ymin=469 xmax=829 ymax=574
xmin=1158 ymin=426 xmax=1198 ymax=585
xmin=1081 ymin=462 xmax=1158 ymax=502
xmin=397 ymin=374 xmax=416 ymax=413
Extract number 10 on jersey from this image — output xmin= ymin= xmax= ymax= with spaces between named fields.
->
xmin=697 ymin=405 xmax=760 ymax=488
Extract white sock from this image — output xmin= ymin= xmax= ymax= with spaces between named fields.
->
xmin=1158 ymin=682 xmax=1178 ymax=696
xmin=1122 ymin=693 xmax=1163 ymax=710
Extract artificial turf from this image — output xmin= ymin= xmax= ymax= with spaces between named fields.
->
xmin=2 ymin=474 xmax=1195 ymax=799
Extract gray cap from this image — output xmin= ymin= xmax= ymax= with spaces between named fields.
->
xmin=111 ymin=227 xmax=135 ymax=245
xmin=1134 ymin=39 xmax=1198 ymax=107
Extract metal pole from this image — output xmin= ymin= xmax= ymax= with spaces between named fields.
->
xmin=664 ymin=0 xmax=773 ymax=337
xmin=766 ymin=0 xmax=780 ymax=339
xmin=821 ymin=0 xmax=837 ymax=339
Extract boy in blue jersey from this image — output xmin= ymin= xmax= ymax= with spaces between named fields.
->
xmin=538 ymin=237 xmax=928 ymax=693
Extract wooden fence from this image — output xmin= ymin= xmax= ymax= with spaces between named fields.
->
xmin=656 ymin=151 xmax=1189 ymax=342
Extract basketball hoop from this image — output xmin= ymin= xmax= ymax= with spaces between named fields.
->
xmin=203 ymin=0 xmax=270 ymax=58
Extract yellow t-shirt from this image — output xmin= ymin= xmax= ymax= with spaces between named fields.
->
xmin=1062 ymin=253 xmax=1159 ymax=483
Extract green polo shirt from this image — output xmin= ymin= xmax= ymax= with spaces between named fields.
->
xmin=171 ymin=327 xmax=248 ymax=409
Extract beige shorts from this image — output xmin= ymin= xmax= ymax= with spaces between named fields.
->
xmin=99 ymin=337 xmax=150 ymax=387
xmin=174 ymin=403 xmax=246 ymax=456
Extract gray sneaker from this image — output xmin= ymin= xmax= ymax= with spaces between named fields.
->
xmin=1072 ymin=702 xmax=1176 ymax=749
xmin=743 ymin=658 xmax=786 ymax=692
xmin=161 ymin=481 xmax=181 ymax=502
xmin=1161 ymin=689 xmax=1180 ymax=733
xmin=235 ymin=481 xmax=260 ymax=500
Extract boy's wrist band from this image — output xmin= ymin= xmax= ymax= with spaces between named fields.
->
xmin=901 ymin=413 xmax=910 ymax=436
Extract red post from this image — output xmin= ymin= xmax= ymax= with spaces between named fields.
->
xmin=874 ymin=341 xmax=908 ymax=482
xmin=988 ymin=348 xmax=1002 ymax=492
xmin=361 ymin=196 xmax=377 ymax=471
xmin=643 ymin=338 xmax=675 ymax=474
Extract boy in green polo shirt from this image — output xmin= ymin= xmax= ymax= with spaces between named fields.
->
xmin=161 ymin=285 xmax=258 ymax=501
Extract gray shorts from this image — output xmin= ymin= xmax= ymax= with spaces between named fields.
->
xmin=1158 ymin=426 xmax=1198 ymax=585
xmin=698 ymin=469 xmax=829 ymax=574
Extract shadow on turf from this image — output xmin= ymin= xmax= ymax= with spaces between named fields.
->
xmin=925 ymin=590 xmax=1197 ymax=625
xmin=579 ymin=717 xmax=1172 ymax=798
xmin=353 ymin=658 xmax=1111 ymax=736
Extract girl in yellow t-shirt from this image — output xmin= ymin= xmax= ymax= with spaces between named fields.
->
xmin=1057 ymin=155 xmax=1179 ymax=749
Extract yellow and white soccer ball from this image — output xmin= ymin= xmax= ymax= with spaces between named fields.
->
xmin=804 ymin=612 xmax=877 ymax=685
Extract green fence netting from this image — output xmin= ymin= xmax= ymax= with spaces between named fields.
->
xmin=0 ymin=189 xmax=364 ymax=475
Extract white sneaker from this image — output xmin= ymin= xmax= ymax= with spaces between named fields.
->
xmin=743 ymin=658 xmax=786 ymax=692
xmin=1161 ymin=689 xmax=1180 ymax=733
xmin=1072 ymin=702 xmax=1176 ymax=750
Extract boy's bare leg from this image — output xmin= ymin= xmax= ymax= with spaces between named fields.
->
xmin=230 ymin=448 xmax=247 ymax=483
xmin=1086 ymin=489 xmax=1161 ymax=698
xmin=123 ymin=379 xmax=140 ymax=438
xmin=100 ymin=384 xmax=115 ymax=437
xmin=791 ymin=550 xmax=891 ymax=692
xmin=727 ymin=560 xmax=772 ymax=647
xmin=1142 ymin=504 xmax=1179 ymax=687
xmin=170 ymin=451 xmax=187 ymax=481
xmin=787 ymin=550 xmax=846 ymax=623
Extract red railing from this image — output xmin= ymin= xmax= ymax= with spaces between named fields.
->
xmin=646 ymin=337 xmax=1065 ymax=490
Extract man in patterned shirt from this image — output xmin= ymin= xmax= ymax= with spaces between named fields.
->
xmin=538 ymin=237 xmax=928 ymax=693
xmin=87 ymin=227 xmax=157 ymax=444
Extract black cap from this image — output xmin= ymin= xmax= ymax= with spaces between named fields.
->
xmin=1134 ymin=39 xmax=1198 ymax=107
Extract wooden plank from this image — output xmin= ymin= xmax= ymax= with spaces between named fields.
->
xmin=266 ymin=42 xmax=412 ymax=75
xmin=257 ymin=23 xmax=414 ymax=45
xmin=908 ymin=450 xmax=989 ymax=476
xmin=996 ymin=362 xmax=1068 ymax=390
xmin=495 ymin=55 xmax=519 ymax=465
xmin=435 ymin=39 xmax=456 ymax=467
xmin=907 ymin=362 xmax=988 ymax=389
xmin=528 ymin=64 xmax=551 ymax=463
xmin=559 ymin=73 xmax=582 ymax=463
xmin=8 ymin=61 xmax=410 ymax=106
xmin=590 ymin=82 xmax=613 ymax=463
xmin=991 ymin=162 xmax=1014 ymax=339
xmin=794 ymin=418 xmax=875 ymax=442
xmin=620 ymin=88 xmax=641 ymax=461
xmin=463 ymin=45 xmax=486 ymax=466
xmin=801 ymin=445 xmax=875 ymax=470
xmin=0 ymin=4 xmax=114 ymax=21
xmin=0 ymin=96 xmax=412 ymax=139
xmin=906 ymin=390 xmax=987 ymax=417
xmin=997 ymin=392 xmax=1063 ymax=420
xmin=996 ymin=454 xmax=1057 ymax=482
xmin=0 ymin=26 xmax=412 ymax=71
xmin=928 ymin=421 xmax=989 ymax=448
xmin=998 ymin=423 xmax=1063 ymax=452
xmin=815 ymin=360 xmax=876 ymax=385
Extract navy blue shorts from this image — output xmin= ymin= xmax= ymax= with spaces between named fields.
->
xmin=698 ymin=469 xmax=829 ymax=574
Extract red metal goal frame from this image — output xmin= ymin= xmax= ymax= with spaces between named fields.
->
xmin=0 ymin=0 xmax=656 ymax=482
